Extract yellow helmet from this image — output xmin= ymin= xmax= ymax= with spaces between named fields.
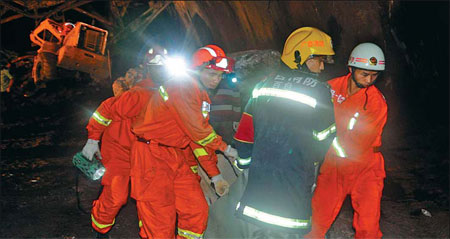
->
xmin=281 ymin=27 xmax=335 ymax=69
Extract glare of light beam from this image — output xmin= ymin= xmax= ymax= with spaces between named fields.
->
xmin=164 ymin=56 xmax=187 ymax=77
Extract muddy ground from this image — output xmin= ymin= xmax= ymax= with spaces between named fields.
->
xmin=0 ymin=77 xmax=448 ymax=238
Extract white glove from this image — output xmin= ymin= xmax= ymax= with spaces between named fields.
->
xmin=211 ymin=174 xmax=230 ymax=197
xmin=224 ymin=145 xmax=238 ymax=161
xmin=81 ymin=139 xmax=102 ymax=161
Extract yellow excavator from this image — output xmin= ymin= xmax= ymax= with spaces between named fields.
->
xmin=29 ymin=18 xmax=110 ymax=85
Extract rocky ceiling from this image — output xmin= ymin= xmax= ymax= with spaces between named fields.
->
xmin=1 ymin=1 xmax=393 ymax=53
xmin=1 ymin=1 xmax=447 ymax=119
xmin=1 ymin=1 xmax=399 ymax=77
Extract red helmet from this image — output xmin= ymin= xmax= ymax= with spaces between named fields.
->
xmin=144 ymin=46 xmax=168 ymax=65
xmin=191 ymin=45 xmax=234 ymax=73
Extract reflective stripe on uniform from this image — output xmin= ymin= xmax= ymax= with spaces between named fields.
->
xmin=139 ymin=220 xmax=143 ymax=228
xmin=91 ymin=214 xmax=115 ymax=229
xmin=92 ymin=111 xmax=112 ymax=126
xmin=313 ymin=123 xmax=336 ymax=141
xmin=332 ymin=137 xmax=347 ymax=157
xmin=178 ymin=228 xmax=204 ymax=239
xmin=348 ymin=112 xmax=360 ymax=130
xmin=201 ymin=101 xmax=210 ymax=119
xmin=239 ymin=204 xmax=310 ymax=229
xmin=190 ymin=165 xmax=198 ymax=174
xmin=193 ymin=148 xmax=208 ymax=158
xmin=237 ymin=157 xmax=251 ymax=166
xmin=210 ymin=105 xmax=241 ymax=112
xmin=252 ymin=87 xmax=317 ymax=108
xmin=159 ymin=85 xmax=169 ymax=101
xmin=216 ymin=89 xmax=240 ymax=97
xmin=196 ymin=131 xmax=218 ymax=146
xmin=232 ymin=161 xmax=244 ymax=172
xmin=234 ymin=136 xmax=255 ymax=144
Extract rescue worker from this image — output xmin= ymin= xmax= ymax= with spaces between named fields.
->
xmin=204 ymin=27 xmax=338 ymax=238
xmin=1 ymin=63 xmax=14 ymax=93
xmin=83 ymin=46 xmax=171 ymax=238
xmin=305 ymin=43 xmax=387 ymax=239
xmin=112 ymin=77 xmax=128 ymax=96
xmin=202 ymin=72 xmax=242 ymax=204
xmin=209 ymin=72 xmax=242 ymax=143
xmin=130 ymin=44 xmax=238 ymax=238
xmin=61 ymin=22 xmax=75 ymax=44
xmin=124 ymin=68 xmax=142 ymax=87
xmin=146 ymin=46 xmax=226 ymax=186
xmin=62 ymin=22 xmax=75 ymax=36
xmin=83 ymin=76 xmax=154 ymax=239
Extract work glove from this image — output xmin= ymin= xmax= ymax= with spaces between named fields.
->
xmin=224 ymin=145 xmax=238 ymax=162
xmin=81 ymin=139 xmax=102 ymax=161
xmin=211 ymin=174 xmax=230 ymax=197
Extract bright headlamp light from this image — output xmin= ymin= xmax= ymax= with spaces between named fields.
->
xmin=164 ymin=56 xmax=188 ymax=77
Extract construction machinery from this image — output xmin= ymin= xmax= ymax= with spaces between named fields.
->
xmin=29 ymin=18 xmax=110 ymax=85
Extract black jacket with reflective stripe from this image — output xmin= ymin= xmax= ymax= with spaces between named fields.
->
xmin=234 ymin=66 xmax=336 ymax=232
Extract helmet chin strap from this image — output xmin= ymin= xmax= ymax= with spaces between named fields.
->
xmin=296 ymin=62 xmax=318 ymax=76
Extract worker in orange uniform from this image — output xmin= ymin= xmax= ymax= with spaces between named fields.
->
xmin=83 ymin=78 xmax=154 ymax=239
xmin=305 ymin=42 xmax=387 ymax=239
xmin=60 ymin=22 xmax=75 ymax=43
xmin=130 ymin=44 xmax=238 ymax=239
xmin=82 ymin=47 xmax=167 ymax=239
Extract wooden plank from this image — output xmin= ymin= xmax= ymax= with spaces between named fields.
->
xmin=43 ymin=0 xmax=93 ymax=20
xmin=0 ymin=0 xmax=92 ymax=23
xmin=0 ymin=1 xmax=35 ymax=18
xmin=1 ymin=13 xmax=24 ymax=24
xmin=72 ymin=7 xmax=113 ymax=27
xmin=119 ymin=1 xmax=130 ymax=17
xmin=61 ymin=0 xmax=92 ymax=13
xmin=110 ymin=0 xmax=124 ymax=28
xmin=12 ymin=0 xmax=25 ymax=7
xmin=136 ymin=1 xmax=172 ymax=35
xmin=112 ymin=1 xmax=171 ymax=43
xmin=41 ymin=0 xmax=76 ymax=19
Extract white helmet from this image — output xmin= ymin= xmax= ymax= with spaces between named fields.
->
xmin=348 ymin=43 xmax=385 ymax=71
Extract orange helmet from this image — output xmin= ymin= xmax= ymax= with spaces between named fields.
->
xmin=191 ymin=45 xmax=234 ymax=73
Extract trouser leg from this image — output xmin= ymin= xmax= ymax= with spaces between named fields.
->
xmin=351 ymin=171 xmax=384 ymax=239
xmin=136 ymin=200 xmax=177 ymax=239
xmin=131 ymin=143 xmax=178 ymax=239
xmin=305 ymin=171 xmax=347 ymax=239
xmin=174 ymin=155 xmax=209 ymax=239
xmin=91 ymin=175 xmax=130 ymax=234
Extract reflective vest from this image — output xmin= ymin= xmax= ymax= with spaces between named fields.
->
xmin=233 ymin=66 xmax=336 ymax=232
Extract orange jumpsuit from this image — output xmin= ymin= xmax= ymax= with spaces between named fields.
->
xmin=86 ymin=79 xmax=155 ymax=234
xmin=131 ymin=76 xmax=228 ymax=239
xmin=183 ymin=142 xmax=221 ymax=182
xmin=306 ymin=73 xmax=387 ymax=238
